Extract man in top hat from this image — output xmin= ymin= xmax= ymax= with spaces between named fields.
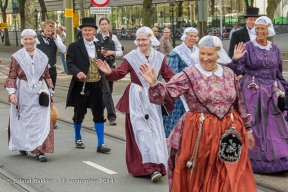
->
xmin=66 ymin=17 xmax=111 ymax=153
xmin=228 ymin=7 xmax=261 ymax=59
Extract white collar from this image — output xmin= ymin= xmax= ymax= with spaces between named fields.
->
xmin=246 ymin=25 xmax=255 ymax=34
xmin=195 ymin=63 xmax=223 ymax=77
xmin=83 ymin=37 xmax=98 ymax=45
xmin=252 ymin=39 xmax=272 ymax=51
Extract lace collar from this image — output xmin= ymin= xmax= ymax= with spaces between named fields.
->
xmin=172 ymin=42 xmax=199 ymax=67
xmin=251 ymin=39 xmax=272 ymax=51
xmin=195 ymin=63 xmax=223 ymax=77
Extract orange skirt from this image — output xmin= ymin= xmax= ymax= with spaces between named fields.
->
xmin=170 ymin=110 xmax=257 ymax=192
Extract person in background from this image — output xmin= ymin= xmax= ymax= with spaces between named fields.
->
xmin=152 ymin=26 xmax=159 ymax=50
xmin=158 ymin=28 xmax=172 ymax=61
xmin=96 ymin=27 xmax=174 ymax=182
xmin=66 ymin=17 xmax=111 ymax=153
xmin=4 ymin=29 xmax=54 ymax=162
xmin=57 ymin=25 xmax=69 ymax=74
xmin=40 ymin=21 xmax=45 ymax=32
xmin=95 ymin=17 xmax=123 ymax=126
xmin=0 ymin=29 xmax=4 ymax=43
xmin=139 ymin=35 xmax=256 ymax=192
xmin=163 ymin=27 xmax=199 ymax=138
xmin=229 ymin=23 xmax=238 ymax=40
xmin=37 ymin=19 xmax=66 ymax=90
xmin=228 ymin=7 xmax=260 ymax=59
xmin=227 ymin=16 xmax=288 ymax=174
xmin=77 ymin=27 xmax=83 ymax=39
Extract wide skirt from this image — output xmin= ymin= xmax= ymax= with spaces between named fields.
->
xmin=168 ymin=111 xmax=256 ymax=192
xmin=163 ymin=98 xmax=186 ymax=138
xmin=125 ymin=114 xmax=166 ymax=177
xmin=241 ymin=75 xmax=288 ymax=173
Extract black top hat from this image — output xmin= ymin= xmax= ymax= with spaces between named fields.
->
xmin=244 ymin=7 xmax=261 ymax=18
xmin=79 ymin=17 xmax=98 ymax=30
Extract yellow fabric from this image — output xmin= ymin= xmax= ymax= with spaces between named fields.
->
xmin=78 ymin=55 xmax=101 ymax=82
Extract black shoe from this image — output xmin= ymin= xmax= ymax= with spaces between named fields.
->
xmin=66 ymin=71 xmax=71 ymax=75
xmin=36 ymin=152 xmax=47 ymax=162
xmin=75 ymin=140 xmax=85 ymax=149
xmin=19 ymin=150 xmax=27 ymax=155
xmin=109 ymin=120 xmax=116 ymax=126
xmin=151 ymin=171 xmax=162 ymax=182
xmin=53 ymin=125 xmax=58 ymax=129
xmin=97 ymin=144 xmax=111 ymax=153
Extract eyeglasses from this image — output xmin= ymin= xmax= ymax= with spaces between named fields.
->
xmin=163 ymin=32 xmax=170 ymax=33
xmin=136 ymin=39 xmax=149 ymax=42
xmin=153 ymin=31 xmax=159 ymax=32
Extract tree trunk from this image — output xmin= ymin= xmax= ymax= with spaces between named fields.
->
xmin=244 ymin=0 xmax=255 ymax=7
xmin=196 ymin=3 xmax=207 ymax=39
xmin=38 ymin=0 xmax=47 ymax=21
xmin=19 ymin=0 xmax=26 ymax=31
xmin=0 ymin=0 xmax=11 ymax=46
xmin=25 ymin=0 xmax=36 ymax=29
xmin=78 ymin=0 xmax=85 ymax=19
xmin=176 ymin=1 xmax=183 ymax=28
xmin=143 ymin=0 xmax=152 ymax=27
xmin=266 ymin=0 xmax=281 ymax=42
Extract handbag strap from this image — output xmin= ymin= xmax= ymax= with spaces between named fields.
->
xmin=187 ymin=112 xmax=205 ymax=179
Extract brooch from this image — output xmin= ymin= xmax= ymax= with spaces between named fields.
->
xmin=147 ymin=33 xmax=151 ymax=37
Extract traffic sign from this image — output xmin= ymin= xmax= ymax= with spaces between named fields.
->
xmin=90 ymin=0 xmax=110 ymax=7
xmin=0 ymin=22 xmax=8 ymax=29
xmin=90 ymin=7 xmax=111 ymax=14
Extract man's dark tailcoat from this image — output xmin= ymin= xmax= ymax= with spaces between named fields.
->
xmin=228 ymin=27 xmax=250 ymax=58
xmin=66 ymin=39 xmax=102 ymax=108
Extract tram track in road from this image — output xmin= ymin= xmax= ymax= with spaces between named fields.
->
xmin=0 ymin=164 xmax=44 ymax=192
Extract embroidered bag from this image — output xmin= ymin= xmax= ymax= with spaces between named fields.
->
xmin=218 ymin=113 xmax=242 ymax=163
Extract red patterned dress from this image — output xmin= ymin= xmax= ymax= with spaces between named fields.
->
xmin=148 ymin=64 xmax=257 ymax=192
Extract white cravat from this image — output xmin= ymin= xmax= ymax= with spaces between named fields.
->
xmin=247 ymin=25 xmax=256 ymax=41
xmin=83 ymin=37 xmax=98 ymax=59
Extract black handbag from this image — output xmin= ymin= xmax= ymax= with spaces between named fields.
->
xmin=38 ymin=81 xmax=49 ymax=107
xmin=39 ymin=91 xmax=49 ymax=107
xmin=275 ymin=81 xmax=285 ymax=111
xmin=218 ymin=114 xmax=242 ymax=163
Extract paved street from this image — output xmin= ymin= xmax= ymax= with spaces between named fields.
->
xmin=0 ymin=34 xmax=288 ymax=191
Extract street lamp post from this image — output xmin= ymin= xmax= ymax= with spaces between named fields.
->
xmin=34 ymin=9 xmax=39 ymax=32
xmin=168 ymin=0 xmax=176 ymax=48
xmin=12 ymin=11 xmax=18 ymax=46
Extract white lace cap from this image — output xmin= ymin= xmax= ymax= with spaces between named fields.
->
xmin=198 ymin=35 xmax=232 ymax=64
xmin=21 ymin=29 xmax=40 ymax=47
xmin=134 ymin=27 xmax=160 ymax=46
xmin=255 ymin=16 xmax=276 ymax=37
xmin=181 ymin=27 xmax=198 ymax=41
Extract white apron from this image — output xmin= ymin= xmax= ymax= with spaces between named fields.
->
xmin=125 ymin=48 xmax=168 ymax=168
xmin=9 ymin=48 xmax=50 ymax=151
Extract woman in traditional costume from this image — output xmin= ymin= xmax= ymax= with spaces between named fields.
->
xmin=163 ymin=27 xmax=199 ymax=138
xmin=4 ymin=29 xmax=54 ymax=162
xmin=158 ymin=27 xmax=173 ymax=61
xmin=227 ymin=16 xmax=288 ymax=173
xmin=139 ymin=35 xmax=257 ymax=192
xmin=96 ymin=27 xmax=174 ymax=182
